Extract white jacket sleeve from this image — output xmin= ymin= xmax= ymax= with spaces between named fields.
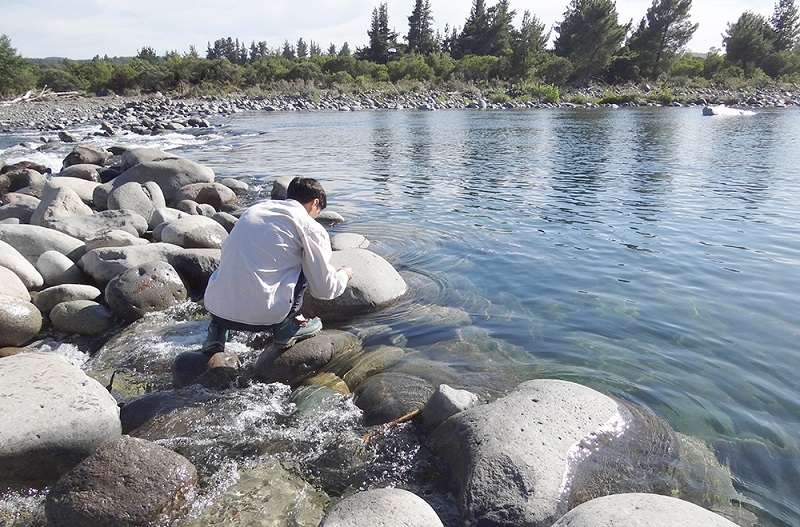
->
xmin=300 ymin=221 xmax=348 ymax=300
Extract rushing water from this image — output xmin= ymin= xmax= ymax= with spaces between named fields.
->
xmin=2 ymin=106 xmax=799 ymax=526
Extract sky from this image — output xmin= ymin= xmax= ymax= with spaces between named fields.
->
xmin=2 ymin=0 xmax=778 ymax=60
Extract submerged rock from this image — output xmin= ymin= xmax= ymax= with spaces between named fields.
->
xmin=354 ymin=371 xmax=434 ymax=426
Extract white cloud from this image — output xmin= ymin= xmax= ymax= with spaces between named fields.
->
xmin=2 ymin=0 xmax=779 ymax=59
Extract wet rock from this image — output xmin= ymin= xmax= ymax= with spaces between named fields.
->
xmin=33 ymin=283 xmax=102 ymax=313
xmin=36 ymin=250 xmax=86 ymax=286
xmin=331 ymin=232 xmax=371 ymax=250
xmin=219 ymin=177 xmax=249 ymax=196
xmin=253 ymin=330 xmax=361 ymax=386
xmin=62 ymin=144 xmax=113 ymax=168
xmin=271 ymin=175 xmax=293 ymax=199
xmin=57 ymin=163 xmax=102 ymax=182
xmin=50 ymin=299 xmax=116 ymax=335
xmin=93 ymin=157 xmax=215 ymax=209
xmin=106 ymin=180 xmax=166 ymax=222
xmin=46 ymin=209 xmax=148 ymax=242
xmin=0 ymin=266 xmax=30 ymax=300
xmin=171 ymin=181 xmax=238 ymax=212
xmin=57 ymin=130 xmax=79 ymax=143
xmin=319 ymin=488 xmax=444 ymax=527
xmin=0 ymin=294 xmax=42 ymax=346
xmin=45 ymin=435 xmax=196 ymax=527
xmin=420 ymin=384 xmax=481 ymax=432
xmin=429 ymin=379 xmax=682 ymax=527
xmin=550 ymin=493 xmax=740 ymax=527
xmin=29 ymin=185 xmax=94 ymax=228
xmin=166 ymin=248 xmax=221 ymax=297
xmin=316 ymin=210 xmax=345 ymax=225
xmin=182 ymin=461 xmax=327 ymax=527
xmin=104 ymin=261 xmax=188 ymax=321
xmin=324 ymin=344 xmax=405 ymax=391
xmin=289 ymin=384 xmax=344 ymax=417
xmin=0 ymin=223 xmax=86 ymax=263
xmin=0 ymin=352 xmax=121 ymax=483
xmin=159 ymin=214 xmax=229 ymax=249
xmin=78 ymin=242 xmax=183 ymax=287
xmin=303 ymin=248 xmax=407 ymax=321
xmin=354 ymin=371 xmax=434 ymax=426
xmin=119 ymin=147 xmax=177 ymax=169
xmin=0 ymin=239 xmax=44 ymax=289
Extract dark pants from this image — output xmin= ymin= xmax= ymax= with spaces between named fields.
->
xmin=211 ymin=271 xmax=308 ymax=333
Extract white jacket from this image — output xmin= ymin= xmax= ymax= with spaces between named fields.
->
xmin=203 ymin=199 xmax=348 ymax=326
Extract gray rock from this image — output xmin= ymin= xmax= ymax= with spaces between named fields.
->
xmin=550 ymin=493 xmax=740 ymax=527
xmin=119 ymin=147 xmax=177 ymax=170
xmin=78 ymin=242 xmax=183 ymax=287
xmin=45 ymin=435 xmax=196 ymax=527
xmin=46 ymin=209 xmax=148 ymax=242
xmin=171 ymin=182 xmax=238 ymax=212
xmin=271 ymin=175 xmax=294 ymax=199
xmin=148 ymin=206 xmax=187 ymax=231
xmin=0 ymin=352 xmax=120 ymax=483
xmin=0 ymin=224 xmax=86 ymax=263
xmin=354 ymin=372 xmax=434 ymax=426
xmin=33 ymin=284 xmax=102 ymax=313
xmin=93 ymin=157 xmax=215 ymax=209
xmin=211 ymin=211 xmax=238 ymax=232
xmin=316 ymin=210 xmax=345 ymax=225
xmin=0 ymin=239 xmax=44 ymax=289
xmin=0 ymin=294 xmax=42 ymax=346
xmin=219 ymin=177 xmax=249 ymax=196
xmin=331 ymin=232 xmax=370 ymax=250
xmin=159 ymin=214 xmax=229 ymax=249
xmin=106 ymin=180 xmax=166 ymax=222
xmin=0 ymin=266 xmax=30 ymax=300
xmin=104 ymin=261 xmax=188 ymax=320
xmin=175 ymin=198 xmax=215 ymax=215
xmin=1 ymin=168 xmax=47 ymax=194
xmin=57 ymin=130 xmax=80 ymax=143
xmin=62 ymin=144 xmax=113 ymax=168
xmin=166 ymin=248 xmax=221 ymax=297
xmin=0 ymin=195 xmax=39 ymax=223
xmin=84 ymin=229 xmax=149 ymax=251
xmin=254 ymin=330 xmax=361 ymax=386
xmin=30 ymin=186 xmax=94 ymax=228
xmin=303 ymin=248 xmax=407 ymax=321
xmin=50 ymin=299 xmax=116 ymax=335
xmin=429 ymin=379 xmax=621 ymax=527
xmin=57 ymin=163 xmax=102 ymax=182
xmin=319 ymin=488 xmax=444 ymax=527
xmin=43 ymin=176 xmax=100 ymax=205
xmin=36 ymin=250 xmax=86 ymax=286
xmin=420 ymin=384 xmax=481 ymax=432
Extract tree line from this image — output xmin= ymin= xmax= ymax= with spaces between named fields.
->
xmin=1 ymin=0 xmax=799 ymax=100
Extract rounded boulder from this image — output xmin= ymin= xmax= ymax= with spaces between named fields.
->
xmin=45 ymin=435 xmax=197 ymax=527
xmin=36 ymin=250 xmax=86 ymax=286
xmin=319 ymin=488 xmax=444 ymax=527
xmin=0 ymin=352 xmax=121 ymax=483
xmin=50 ymin=300 xmax=116 ymax=335
xmin=104 ymin=261 xmax=188 ymax=321
xmin=0 ymin=294 xmax=42 ymax=346
xmin=159 ymin=215 xmax=229 ymax=249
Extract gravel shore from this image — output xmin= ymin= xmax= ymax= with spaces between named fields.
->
xmin=1 ymin=85 xmax=797 ymax=137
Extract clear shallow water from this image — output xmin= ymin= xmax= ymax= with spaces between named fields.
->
xmin=2 ymin=106 xmax=799 ymax=525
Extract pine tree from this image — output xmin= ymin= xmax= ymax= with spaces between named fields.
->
xmin=771 ymin=0 xmax=800 ymax=51
xmin=407 ymin=0 xmax=437 ymax=54
xmin=510 ymin=11 xmax=549 ymax=80
xmin=627 ymin=0 xmax=698 ymax=79
xmin=723 ymin=11 xmax=775 ymax=74
xmin=367 ymin=3 xmax=397 ymax=63
xmin=554 ymin=0 xmax=628 ymax=83
xmin=485 ymin=0 xmax=516 ymax=57
xmin=281 ymin=40 xmax=296 ymax=59
xmin=296 ymin=38 xmax=309 ymax=58
xmin=457 ymin=0 xmax=490 ymax=58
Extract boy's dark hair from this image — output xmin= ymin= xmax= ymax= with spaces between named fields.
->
xmin=287 ymin=177 xmax=327 ymax=209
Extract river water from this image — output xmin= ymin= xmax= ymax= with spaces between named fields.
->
xmin=1 ymin=106 xmax=799 ymax=526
